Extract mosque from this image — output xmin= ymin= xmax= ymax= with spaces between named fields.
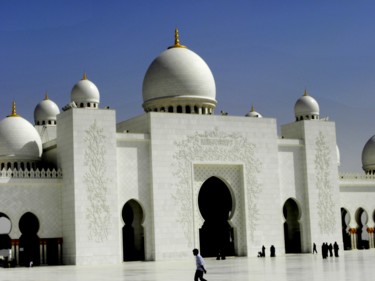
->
xmin=0 ymin=29 xmax=374 ymax=266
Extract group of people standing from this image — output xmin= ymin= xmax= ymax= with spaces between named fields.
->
xmin=257 ymin=245 xmax=276 ymax=257
xmin=193 ymin=241 xmax=340 ymax=281
xmin=313 ymin=242 xmax=339 ymax=258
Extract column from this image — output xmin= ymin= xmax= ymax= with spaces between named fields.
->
xmin=349 ymin=228 xmax=357 ymax=250
xmin=367 ymin=227 xmax=374 ymax=248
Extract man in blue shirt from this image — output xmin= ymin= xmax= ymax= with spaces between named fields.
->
xmin=192 ymin=248 xmax=207 ymax=281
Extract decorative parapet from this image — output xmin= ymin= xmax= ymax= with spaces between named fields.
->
xmin=0 ymin=168 xmax=62 ymax=179
xmin=339 ymin=172 xmax=375 ymax=180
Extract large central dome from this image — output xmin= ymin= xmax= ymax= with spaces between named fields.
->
xmin=142 ymin=29 xmax=216 ymax=114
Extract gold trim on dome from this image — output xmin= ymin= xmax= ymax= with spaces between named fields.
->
xmin=8 ymin=101 xmax=20 ymax=117
xmin=168 ymin=28 xmax=187 ymax=49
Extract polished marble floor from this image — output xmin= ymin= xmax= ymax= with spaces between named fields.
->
xmin=1 ymin=250 xmax=374 ymax=281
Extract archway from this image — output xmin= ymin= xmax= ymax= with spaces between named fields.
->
xmin=0 ymin=214 xmax=12 ymax=267
xmin=19 ymin=212 xmax=40 ymax=266
xmin=198 ymin=176 xmax=234 ymax=258
xmin=0 ymin=213 xmax=12 ymax=250
xmin=122 ymin=200 xmax=145 ymax=261
xmin=341 ymin=208 xmax=351 ymax=250
xmin=283 ymin=198 xmax=302 ymax=253
xmin=355 ymin=208 xmax=369 ymax=249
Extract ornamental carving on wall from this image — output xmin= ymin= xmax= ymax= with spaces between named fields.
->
xmin=315 ymin=131 xmax=336 ymax=234
xmin=172 ymin=127 xmax=262 ymax=246
xmin=84 ymin=120 xmax=111 ymax=242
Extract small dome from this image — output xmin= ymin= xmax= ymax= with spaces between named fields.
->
xmin=34 ymin=93 xmax=60 ymax=125
xmin=294 ymin=90 xmax=320 ymax=121
xmin=0 ymin=103 xmax=42 ymax=160
xmin=362 ymin=135 xmax=375 ymax=172
xmin=142 ymin=29 xmax=216 ymax=114
xmin=71 ymin=73 xmax=100 ymax=108
xmin=245 ymin=105 xmax=263 ymax=118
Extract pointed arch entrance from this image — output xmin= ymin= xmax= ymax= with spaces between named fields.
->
xmin=19 ymin=212 xmax=40 ymax=266
xmin=0 ymin=213 xmax=12 ymax=252
xmin=198 ymin=176 xmax=234 ymax=258
xmin=355 ymin=207 xmax=369 ymax=249
xmin=341 ymin=208 xmax=351 ymax=250
xmin=122 ymin=199 xmax=145 ymax=261
xmin=283 ymin=198 xmax=302 ymax=253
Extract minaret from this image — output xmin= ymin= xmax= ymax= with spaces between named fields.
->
xmin=57 ymin=85 xmax=119 ymax=265
xmin=281 ymin=91 xmax=341 ymax=251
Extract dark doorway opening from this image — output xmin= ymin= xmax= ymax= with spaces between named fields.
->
xmin=355 ymin=208 xmax=369 ymax=249
xmin=122 ymin=200 xmax=145 ymax=261
xmin=283 ymin=198 xmax=302 ymax=253
xmin=0 ymin=213 xmax=11 ymax=250
xmin=19 ymin=212 xmax=40 ymax=266
xmin=198 ymin=176 xmax=234 ymax=258
xmin=0 ymin=213 xmax=12 ymax=267
xmin=341 ymin=208 xmax=351 ymax=250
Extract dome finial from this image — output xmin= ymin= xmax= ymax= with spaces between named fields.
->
xmin=44 ymin=91 xmax=49 ymax=100
xmin=251 ymin=104 xmax=255 ymax=112
xmin=174 ymin=28 xmax=181 ymax=46
xmin=168 ymin=28 xmax=187 ymax=49
xmin=8 ymin=100 xmax=20 ymax=117
xmin=82 ymin=72 xmax=87 ymax=80
xmin=304 ymin=89 xmax=308 ymax=96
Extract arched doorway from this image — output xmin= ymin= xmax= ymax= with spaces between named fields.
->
xmin=19 ymin=212 xmax=40 ymax=266
xmin=283 ymin=198 xmax=302 ymax=253
xmin=355 ymin=208 xmax=369 ymax=249
xmin=0 ymin=213 xmax=12 ymax=250
xmin=122 ymin=200 xmax=145 ymax=261
xmin=198 ymin=176 xmax=234 ymax=258
xmin=341 ymin=208 xmax=351 ymax=250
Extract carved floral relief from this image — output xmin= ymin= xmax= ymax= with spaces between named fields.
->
xmin=315 ymin=131 xmax=336 ymax=234
xmin=84 ymin=120 xmax=111 ymax=242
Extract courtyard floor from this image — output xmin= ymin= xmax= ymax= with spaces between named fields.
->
xmin=0 ymin=250 xmax=374 ymax=281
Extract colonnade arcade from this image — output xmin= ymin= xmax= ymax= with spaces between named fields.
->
xmin=341 ymin=207 xmax=375 ymax=250
xmin=0 ymin=212 xmax=62 ymax=267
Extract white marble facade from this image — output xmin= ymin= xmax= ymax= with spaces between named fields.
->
xmin=0 ymin=30 xmax=374 ymax=266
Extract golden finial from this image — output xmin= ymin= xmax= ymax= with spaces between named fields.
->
xmin=44 ymin=91 xmax=49 ymax=100
xmin=304 ymin=89 xmax=308 ymax=96
xmin=168 ymin=28 xmax=187 ymax=49
xmin=250 ymin=105 xmax=255 ymax=112
xmin=82 ymin=72 xmax=87 ymax=80
xmin=8 ymin=100 xmax=20 ymax=117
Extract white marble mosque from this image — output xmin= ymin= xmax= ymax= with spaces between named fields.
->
xmin=0 ymin=29 xmax=374 ymax=266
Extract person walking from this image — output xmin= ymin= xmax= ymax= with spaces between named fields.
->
xmin=334 ymin=242 xmax=339 ymax=257
xmin=313 ymin=243 xmax=318 ymax=254
xmin=270 ymin=245 xmax=276 ymax=257
xmin=328 ymin=243 xmax=333 ymax=257
xmin=193 ymin=248 xmax=207 ymax=281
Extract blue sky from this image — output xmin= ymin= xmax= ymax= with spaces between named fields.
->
xmin=0 ymin=1 xmax=374 ymax=172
